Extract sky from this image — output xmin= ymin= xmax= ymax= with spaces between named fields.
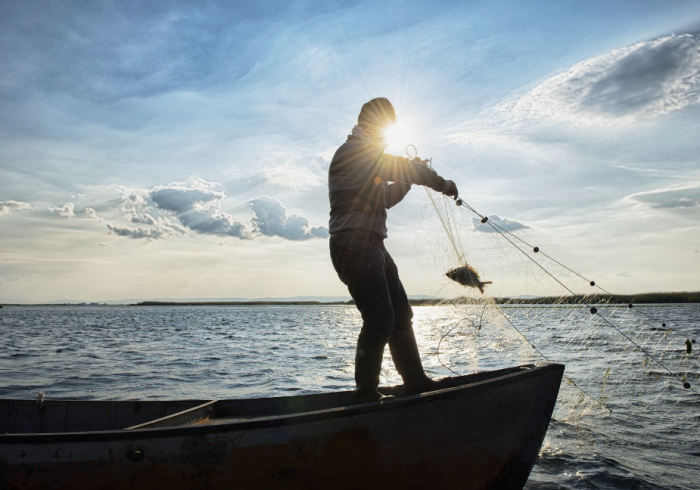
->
xmin=1 ymin=0 xmax=699 ymax=303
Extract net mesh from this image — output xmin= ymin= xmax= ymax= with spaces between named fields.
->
xmin=414 ymin=188 xmax=699 ymax=433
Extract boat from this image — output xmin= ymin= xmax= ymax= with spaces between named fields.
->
xmin=0 ymin=362 xmax=564 ymax=489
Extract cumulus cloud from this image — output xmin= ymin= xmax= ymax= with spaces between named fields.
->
xmin=0 ymin=200 xmax=33 ymax=216
xmin=106 ymin=191 xmax=187 ymax=240
xmin=624 ymin=181 xmax=700 ymax=210
xmin=471 ymin=214 xmax=528 ymax=233
xmin=116 ymin=192 xmax=160 ymax=227
xmin=101 ymin=178 xmax=326 ymax=241
xmin=84 ymin=207 xmax=102 ymax=222
xmin=503 ymin=33 xmax=700 ymax=125
xmin=150 ymin=178 xmax=252 ymax=239
xmin=249 ymin=196 xmax=329 ymax=240
xmin=48 ymin=203 xmax=76 ymax=219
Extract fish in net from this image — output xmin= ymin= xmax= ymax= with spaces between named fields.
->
xmin=405 ymin=145 xmax=699 ymax=486
xmin=445 ymin=264 xmax=492 ymax=294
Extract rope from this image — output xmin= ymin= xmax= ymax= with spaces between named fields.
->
xmin=479 ymin=217 xmax=695 ymax=337
xmin=452 ymin=195 xmax=698 ymax=395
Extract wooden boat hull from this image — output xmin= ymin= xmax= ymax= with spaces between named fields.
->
xmin=0 ymin=363 xmax=564 ymax=489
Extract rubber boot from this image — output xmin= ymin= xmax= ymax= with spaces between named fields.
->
xmin=389 ymin=329 xmax=452 ymax=395
xmin=355 ymin=335 xmax=394 ymax=404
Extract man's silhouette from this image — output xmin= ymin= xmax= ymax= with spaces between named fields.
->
xmin=328 ymin=97 xmax=459 ymax=403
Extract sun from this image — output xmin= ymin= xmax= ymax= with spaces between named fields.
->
xmin=384 ymin=121 xmax=412 ymax=156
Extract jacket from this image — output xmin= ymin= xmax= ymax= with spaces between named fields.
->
xmin=328 ymin=133 xmax=447 ymax=237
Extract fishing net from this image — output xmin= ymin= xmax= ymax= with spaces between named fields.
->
xmin=410 ymin=185 xmax=699 ymax=464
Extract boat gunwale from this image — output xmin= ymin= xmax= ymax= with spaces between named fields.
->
xmin=1 ymin=363 xmax=564 ymax=444
xmin=123 ymin=400 xmax=219 ymax=431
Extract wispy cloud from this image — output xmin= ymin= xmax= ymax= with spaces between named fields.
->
xmin=48 ymin=203 xmax=75 ymax=219
xmin=624 ymin=181 xmax=700 ymax=210
xmin=0 ymin=200 xmax=33 ymax=216
xmin=262 ymin=164 xmax=325 ymax=189
xmin=106 ymin=222 xmax=185 ymax=240
xmin=504 ymin=33 xmax=700 ymax=126
xmin=446 ymin=132 xmax=519 ymax=147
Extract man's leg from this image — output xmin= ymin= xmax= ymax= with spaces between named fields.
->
xmin=384 ymin=250 xmax=443 ymax=394
xmin=330 ymin=237 xmax=395 ymax=403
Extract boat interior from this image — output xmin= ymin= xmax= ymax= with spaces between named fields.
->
xmin=1 ymin=365 xmax=536 ymax=435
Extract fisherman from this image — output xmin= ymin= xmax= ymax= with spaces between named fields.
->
xmin=328 ymin=97 xmax=459 ymax=403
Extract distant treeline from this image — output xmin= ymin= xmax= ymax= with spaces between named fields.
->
xmin=408 ymin=291 xmax=700 ymax=306
xmin=136 ymin=301 xmax=347 ymax=306
xmin=500 ymin=291 xmax=700 ymax=305
xmin=135 ymin=292 xmax=700 ymax=307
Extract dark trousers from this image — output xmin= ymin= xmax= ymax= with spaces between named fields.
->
xmin=329 ymin=233 xmax=413 ymax=344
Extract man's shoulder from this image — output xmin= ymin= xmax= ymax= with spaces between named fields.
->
xmin=335 ymin=135 xmax=362 ymax=152
xmin=332 ymin=136 xmax=382 ymax=165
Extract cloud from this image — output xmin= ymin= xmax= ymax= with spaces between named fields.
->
xmin=249 ymin=195 xmax=329 ymax=240
xmin=102 ymin=178 xmax=326 ymax=241
xmin=262 ymin=164 xmax=325 ymax=189
xmin=105 ymin=191 xmax=188 ymax=240
xmin=504 ymin=34 xmax=700 ymax=125
xmin=150 ymin=178 xmax=251 ymax=239
xmin=98 ymin=242 xmax=112 ymax=248
xmin=471 ymin=214 xmax=528 ymax=233
xmin=625 ymin=181 xmax=700 ymax=210
xmin=446 ymin=132 xmax=518 ymax=147
xmin=48 ymin=203 xmax=75 ymax=219
xmin=0 ymin=200 xmax=33 ymax=216
xmin=106 ymin=222 xmax=185 ymax=240
xmin=84 ymin=207 xmax=102 ymax=222
xmin=615 ymin=270 xmax=632 ymax=277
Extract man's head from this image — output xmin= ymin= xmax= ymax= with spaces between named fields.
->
xmin=358 ymin=98 xmax=397 ymax=137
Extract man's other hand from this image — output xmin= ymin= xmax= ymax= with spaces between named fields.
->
xmin=442 ymin=180 xmax=459 ymax=198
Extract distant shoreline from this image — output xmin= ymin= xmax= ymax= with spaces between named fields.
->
xmin=134 ymin=291 xmax=700 ymax=306
xmin=2 ymin=291 xmax=699 ymax=307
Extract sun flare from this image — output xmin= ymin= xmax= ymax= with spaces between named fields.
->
xmin=384 ymin=122 xmax=412 ymax=156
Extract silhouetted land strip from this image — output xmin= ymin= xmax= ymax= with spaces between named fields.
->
xmin=136 ymin=301 xmax=348 ymax=306
xmin=135 ymin=292 xmax=700 ymax=307
xmin=498 ymin=291 xmax=700 ymax=305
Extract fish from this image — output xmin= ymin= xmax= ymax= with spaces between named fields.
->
xmin=446 ymin=264 xmax=493 ymax=294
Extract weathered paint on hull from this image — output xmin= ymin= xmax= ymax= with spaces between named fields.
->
xmin=1 ymin=363 xmax=564 ymax=489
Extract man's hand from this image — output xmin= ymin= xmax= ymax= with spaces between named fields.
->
xmin=411 ymin=157 xmax=431 ymax=165
xmin=442 ymin=180 xmax=459 ymax=198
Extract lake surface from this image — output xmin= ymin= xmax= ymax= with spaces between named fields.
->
xmin=1 ymin=304 xmax=698 ymax=489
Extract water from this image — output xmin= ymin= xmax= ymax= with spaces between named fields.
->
xmin=1 ymin=305 xmax=698 ymax=489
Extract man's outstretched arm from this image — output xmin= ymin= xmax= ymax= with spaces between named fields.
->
xmin=386 ymin=182 xmax=412 ymax=209
xmin=375 ymin=154 xmax=459 ymax=199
